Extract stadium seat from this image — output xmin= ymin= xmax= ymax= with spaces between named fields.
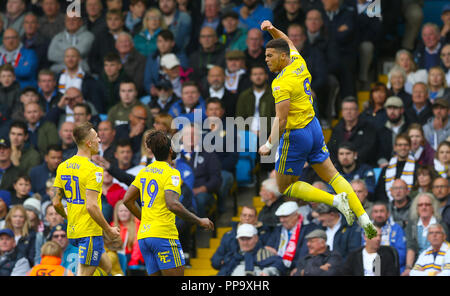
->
xmin=235 ymin=130 xmax=258 ymax=187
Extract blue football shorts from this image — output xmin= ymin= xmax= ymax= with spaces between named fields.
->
xmin=69 ymin=236 xmax=105 ymax=266
xmin=138 ymin=237 xmax=185 ymax=275
xmin=275 ymin=117 xmax=329 ymax=176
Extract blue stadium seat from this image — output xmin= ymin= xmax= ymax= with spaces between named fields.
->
xmin=235 ymin=130 xmax=258 ymax=186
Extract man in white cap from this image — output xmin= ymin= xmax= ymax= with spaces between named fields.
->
xmin=265 ymin=201 xmax=319 ymax=272
xmin=160 ymin=53 xmax=183 ymax=98
xmin=218 ymin=223 xmax=286 ymax=276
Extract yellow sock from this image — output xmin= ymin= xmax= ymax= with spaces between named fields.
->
xmin=328 ymin=173 xmax=366 ymax=218
xmin=284 ymin=181 xmax=334 ymax=206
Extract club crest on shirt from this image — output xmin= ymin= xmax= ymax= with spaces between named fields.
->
xmin=171 ymin=175 xmax=180 ymax=186
xmin=95 ymin=172 xmax=102 ymax=183
xmin=273 ymin=86 xmax=280 ymax=92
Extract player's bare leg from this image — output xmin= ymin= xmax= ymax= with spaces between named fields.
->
xmin=311 ymin=157 xmax=377 ymax=239
xmin=77 ymin=251 xmax=112 ymax=276
xmin=149 ymin=266 xmax=184 ymax=276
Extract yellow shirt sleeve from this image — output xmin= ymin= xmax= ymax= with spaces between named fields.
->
xmin=86 ymin=166 xmax=103 ymax=192
xmin=164 ymin=169 xmax=182 ymax=196
xmin=272 ymin=73 xmax=293 ymax=104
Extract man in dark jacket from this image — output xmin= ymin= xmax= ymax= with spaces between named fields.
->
xmin=404 ymin=82 xmax=433 ymax=126
xmin=258 ymin=177 xmax=284 ymax=231
xmin=180 ymin=123 xmax=222 ymax=218
xmin=21 ymin=12 xmax=51 ymax=72
xmin=0 ymin=228 xmax=30 ymax=276
xmin=273 ymin=0 xmax=305 ymax=33
xmin=342 ymin=227 xmax=400 ymax=276
xmin=0 ymin=138 xmax=21 ymax=193
xmin=316 ymin=203 xmax=362 ymax=260
xmin=413 ymin=23 xmax=444 ymax=71
xmin=328 ymin=97 xmax=377 ymax=166
xmin=292 ymin=229 xmax=343 ymax=276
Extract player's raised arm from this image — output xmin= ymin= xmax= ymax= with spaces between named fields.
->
xmin=165 ymin=190 xmax=214 ymax=231
xmin=123 ymin=185 xmax=142 ymax=220
xmin=261 ymin=20 xmax=297 ymax=51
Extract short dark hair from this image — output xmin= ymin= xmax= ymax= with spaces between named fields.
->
xmin=73 ymin=122 xmax=94 ymax=146
xmin=206 ymin=97 xmax=225 ymax=110
xmin=103 ymin=52 xmax=121 ymax=63
xmin=9 ymin=121 xmax=28 ymax=136
xmin=119 ymin=79 xmax=137 ymax=89
xmin=46 ymin=144 xmax=63 ymax=155
xmin=395 ymin=133 xmax=411 ymax=146
xmin=115 ymin=138 xmax=133 ymax=151
xmin=74 ymin=102 xmax=92 ymax=115
xmin=372 ymin=201 xmax=389 ymax=212
xmin=158 ymin=29 xmax=174 ymax=41
xmin=21 ymin=86 xmax=39 ymax=97
xmin=145 ymin=130 xmax=171 ymax=161
xmin=265 ymin=38 xmax=290 ymax=55
xmin=249 ymin=64 xmax=267 ymax=74
xmin=0 ymin=63 xmax=15 ymax=74
xmin=15 ymin=174 xmax=31 ymax=184
xmin=181 ymin=80 xmax=199 ymax=91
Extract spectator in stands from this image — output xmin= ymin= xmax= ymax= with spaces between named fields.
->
xmin=204 ymin=98 xmax=238 ymax=214
xmin=218 ymin=223 xmax=286 ymax=276
xmin=37 ymin=69 xmax=62 ymax=113
xmin=112 ymin=140 xmax=135 ymax=176
xmin=152 ymin=113 xmax=175 ymax=136
xmin=58 ymin=121 xmax=76 ymax=161
xmin=233 ymin=0 xmax=273 ymax=42
xmin=375 ymin=96 xmax=409 ymax=167
xmin=21 ymin=12 xmax=50 ymax=72
xmin=24 ymin=102 xmax=59 ymax=157
xmin=360 ymin=83 xmax=388 ymax=129
xmin=88 ymin=9 xmax=126 ymax=77
xmin=0 ymin=28 xmax=38 ymax=88
xmin=22 ymin=198 xmax=43 ymax=256
xmin=273 ymin=0 xmax=304 ymax=34
xmin=28 ymin=240 xmax=74 ymax=276
xmin=84 ymin=0 xmax=107 ymax=38
xmin=99 ymin=52 xmax=131 ymax=112
xmin=169 ymin=81 xmax=207 ymax=125
xmin=10 ymin=86 xmax=44 ymax=123
xmin=394 ymin=49 xmax=428 ymax=95
xmin=410 ymin=165 xmax=439 ymax=200
xmin=423 ymin=99 xmax=450 ymax=151
xmin=180 ymin=123 xmax=221 ymax=217
xmin=47 ymin=14 xmax=95 ymax=73
xmin=107 ymin=80 xmax=149 ymax=127
xmin=434 ymin=141 xmax=450 ymax=178
xmin=203 ymin=66 xmax=238 ymax=118
xmin=224 ymin=50 xmax=251 ymax=94
xmin=73 ymin=103 xmax=93 ymax=126
xmin=258 ymin=177 xmax=284 ymax=229
xmin=0 ymin=191 xmax=11 ymax=228
xmin=106 ymin=0 xmax=123 ymax=11
xmin=159 ymin=0 xmax=192 ymax=51
xmin=125 ymin=0 xmax=146 ymax=35
xmin=335 ymin=142 xmax=376 ymax=194
xmin=212 ymin=205 xmax=271 ymax=271
xmin=265 ymin=201 xmax=318 ymax=273
xmin=441 ymin=44 xmax=450 ymax=86
xmin=0 ymin=64 xmax=21 ymax=120
xmin=291 ymin=229 xmax=343 ymax=276
xmin=189 ymin=26 xmax=226 ymax=84
xmin=375 ymin=134 xmax=417 ymax=202
xmin=111 ymin=200 xmax=139 ymax=264
xmin=235 ymin=64 xmax=275 ymax=136
xmin=244 ymin=28 xmax=266 ymax=70
xmin=0 ymin=228 xmax=30 ymax=276
xmin=342 ymin=226 xmax=399 ymax=276
xmin=29 ymin=144 xmax=61 ymax=200
xmin=103 ymin=170 xmax=126 ymax=209
xmin=10 ymin=175 xmax=32 ymax=206
xmin=407 ymin=123 xmax=435 ymax=167
xmin=403 ymin=192 xmax=443 ymax=276
xmin=350 ymin=179 xmax=373 ymax=213
xmin=427 ymin=66 xmax=450 ymax=102
xmin=3 ymin=0 xmax=26 ymax=37
xmin=370 ymin=201 xmax=407 ymax=273
xmin=441 ymin=4 xmax=450 ymax=42
xmin=321 ymin=0 xmax=357 ymax=98
xmin=219 ymin=10 xmax=247 ymax=52
xmin=410 ymin=223 xmax=450 ymax=276
xmin=41 ymin=202 xmax=65 ymax=241
xmin=57 ymin=47 xmax=106 ymax=114
xmin=4 ymin=204 xmax=37 ymax=266
xmin=49 ymin=223 xmax=78 ymax=275
xmin=115 ymin=105 xmax=150 ymax=155
xmin=387 ymin=66 xmax=412 ymax=109
xmin=432 ymin=177 xmax=450 ymax=236
xmin=0 ymin=137 xmax=21 ymax=192
xmin=133 ymin=8 xmax=162 ymax=57
xmin=143 ymin=29 xmax=188 ymax=96
xmin=414 ymin=23 xmax=445 ymax=71
xmin=8 ymin=121 xmax=40 ymax=175
xmin=328 ymin=97 xmax=377 ymax=166
xmin=38 ymin=0 xmax=65 ymax=40
xmin=405 ymin=82 xmax=433 ymax=126
xmin=144 ymin=79 xmax=180 ymax=116
xmin=97 ymin=120 xmax=117 ymax=163
xmin=160 ymin=53 xmax=192 ymax=98
xmin=189 ymin=0 xmax=223 ymax=52
xmin=115 ymin=32 xmax=147 ymax=95
xmin=315 ymin=203 xmax=361 ymax=260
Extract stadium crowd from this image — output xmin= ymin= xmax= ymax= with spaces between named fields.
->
xmin=0 ymin=0 xmax=450 ymax=276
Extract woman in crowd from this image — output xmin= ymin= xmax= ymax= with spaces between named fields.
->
xmin=387 ymin=65 xmax=412 ymax=108
xmin=361 ymin=82 xmax=388 ymax=127
xmin=427 ymin=66 xmax=450 ymax=102
xmin=433 ymin=141 xmax=450 ymax=178
xmin=391 ymin=49 xmax=428 ymax=95
xmin=133 ymin=8 xmax=163 ymax=57
xmin=407 ymin=123 xmax=435 ymax=166
xmin=409 ymin=165 xmax=439 ymax=199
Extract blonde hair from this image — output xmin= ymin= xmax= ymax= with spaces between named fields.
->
xmin=409 ymin=192 xmax=441 ymax=221
xmin=154 ymin=113 xmax=174 ymax=135
xmin=112 ymin=200 xmax=136 ymax=250
xmin=41 ymin=241 xmax=63 ymax=257
xmin=5 ymin=205 xmax=31 ymax=237
xmin=142 ymin=8 xmax=162 ymax=32
xmin=428 ymin=66 xmax=447 ymax=89
xmin=395 ymin=49 xmax=417 ymax=73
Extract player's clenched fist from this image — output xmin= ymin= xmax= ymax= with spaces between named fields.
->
xmin=260 ymin=20 xmax=273 ymax=31
xmin=106 ymin=226 xmax=121 ymax=240
xmin=199 ymin=218 xmax=214 ymax=231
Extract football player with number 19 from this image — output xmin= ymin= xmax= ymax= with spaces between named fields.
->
xmin=257 ymin=20 xmax=377 ymax=239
